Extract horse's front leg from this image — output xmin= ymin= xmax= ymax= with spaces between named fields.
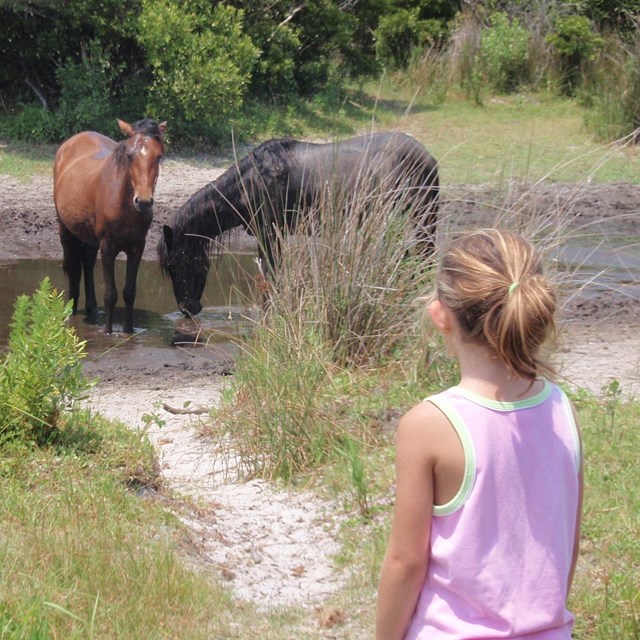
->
xmin=81 ymin=243 xmax=99 ymax=317
xmin=100 ymin=244 xmax=118 ymax=334
xmin=122 ymin=244 xmax=144 ymax=334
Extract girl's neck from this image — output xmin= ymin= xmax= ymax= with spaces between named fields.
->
xmin=455 ymin=340 xmax=542 ymax=402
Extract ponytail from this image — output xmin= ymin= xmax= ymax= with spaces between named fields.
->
xmin=436 ymin=229 xmax=557 ymax=380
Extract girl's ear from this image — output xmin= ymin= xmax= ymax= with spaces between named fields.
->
xmin=429 ymin=299 xmax=453 ymax=334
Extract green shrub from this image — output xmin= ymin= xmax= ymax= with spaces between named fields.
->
xmin=138 ymin=0 xmax=259 ymax=145
xmin=0 ymin=279 xmax=91 ymax=446
xmin=375 ymin=8 xmax=424 ymax=70
xmin=218 ymin=159 xmax=435 ymax=481
xmin=0 ymin=105 xmax=59 ymax=143
xmin=583 ymin=31 xmax=640 ymax=141
xmin=55 ymin=40 xmax=120 ymax=139
xmin=547 ymin=14 xmax=604 ymax=95
xmin=481 ymin=12 xmax=530 ymax=93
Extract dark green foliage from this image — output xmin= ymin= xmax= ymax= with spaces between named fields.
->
xmin=547 ymin=14 xmax=604 ymax=95
xmin=0 ymin=279 xmax=91 ymax=447
xmin=55 ymin=40 xmax=121 ymax=139
xmin=481 ymin=11 xmax=530 ymax=93
xmin=0 ymin=105 xmax=58 ymax=143
xmin=0 ymin=1 xmax=636 ymax=145
xmin=375 ymin=8 xmax=424 ymax=69
xmin=138 ymin=0 xmax=259 ymax=145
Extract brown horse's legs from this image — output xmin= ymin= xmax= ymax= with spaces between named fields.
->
xmin=100 ymin=246 xmax=118 ymax=334
xmin=81 ymin=244 xmax=99 ymax=317
xmin=122 ymin=246 xmax=144 ymax=334
xmin=59 ymin=225 xmax=83 ymax=315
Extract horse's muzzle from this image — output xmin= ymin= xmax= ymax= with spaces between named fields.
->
xmin=134 ymin=196 xmax=154 ymax=212
xmin=179 ymin=300 xmax=202 ymax=317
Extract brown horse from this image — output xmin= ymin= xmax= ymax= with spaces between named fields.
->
xmin=53 ymin=118 xmax=166 ymax=333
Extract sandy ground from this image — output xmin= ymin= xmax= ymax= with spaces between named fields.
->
xmin=1 ymin=150 xmax=638 ymax=615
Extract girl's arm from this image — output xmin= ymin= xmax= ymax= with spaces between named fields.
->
xmin=375 ymin=402 xmax=445 ymax=640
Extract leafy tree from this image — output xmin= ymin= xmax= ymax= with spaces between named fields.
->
xmin=0 ymin=0 xmax=143 ymax=112
xmin=481 ymin=11 xmax=530 ymax=92
xmin=547 ymin=14 xmax=604 ymax=94
xmin=138 ymin=0 xmax=259 ymax=143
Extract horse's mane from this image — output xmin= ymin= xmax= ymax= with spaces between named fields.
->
xmin=170 ymin=137 xmax=299 ymax=239
xmin=114 ymin=118 xmax=164 ymax=167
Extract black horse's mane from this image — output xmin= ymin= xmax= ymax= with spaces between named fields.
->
xmin=170 ymin=137 xmax=299 ymax=240
xmin=114 ymin=118 xmax=164 ymax=168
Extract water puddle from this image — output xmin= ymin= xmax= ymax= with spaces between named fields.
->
xmin=0 ymin=254 xmax=259 ymax=360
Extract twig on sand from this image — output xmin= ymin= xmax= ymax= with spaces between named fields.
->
xmin=162 ymin=402 xmax=210 ymax=415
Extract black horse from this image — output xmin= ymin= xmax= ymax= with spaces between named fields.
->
xmin=158 ymin=131 xmax=439 ymax=316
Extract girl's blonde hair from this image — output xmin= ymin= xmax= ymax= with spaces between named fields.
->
xmin=435 ymin=229 xmax=557 ymax=381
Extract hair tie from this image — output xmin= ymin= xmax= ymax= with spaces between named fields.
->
xmin=508 ymin=281 xmax=520 ymax=296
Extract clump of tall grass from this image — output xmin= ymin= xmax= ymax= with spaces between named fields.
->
xmin=218 ymin=148 xmax=437 ymax=481
xmin=582 ymin=27 xmax=640 ymax=142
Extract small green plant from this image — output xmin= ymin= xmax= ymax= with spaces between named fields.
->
xmin=141 ymin=400 xmax=168 ymax=431
xmin=547 ymin=14 xmax=604 ymax=95
xmin=0 ymin=278 xmax=91 ymax=446
xmin=602 ymin=378 xmax=622 ymax=433
xmin=336 ymin=435 xmax=371 ymax=520
xmin=481 ymin=12 xmax=530 ymax=93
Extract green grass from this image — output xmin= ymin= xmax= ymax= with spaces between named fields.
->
xmin=569 ymin=388 xmax=640 ymax=638
xmin=0 ymin=142 xmax=56 ymax=179
xmin=0 ymin=413 xmax=342 ymax=639
xmin=3 ymin=91 xmax=640 ymax=186
xmin=377 ymin=92 xmax=640 ymax=185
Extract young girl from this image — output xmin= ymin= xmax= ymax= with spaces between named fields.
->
xmin=376 ymin=229 xmax=583 ymax=640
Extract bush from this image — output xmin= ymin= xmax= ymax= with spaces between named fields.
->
xmin=583 ymin=31 xmax=640 ymax=141
xmin=0 ymin=105 xmax=59 ymax=143
xmin=138 ymin=0 xmax=259 ymax=145
xmin=375 ymin=8 xmax=424 ymax=70
xmin=219 ymin=158 xmax=435 ymax=481
xmin=55 ymin=40 xmax=121 ymax=139
xmin=547 ymin=14 xmax=604 ymax=95
xmin=0 ymin=279 xmax=91 ymax=446
xmin=481 ymin=12 xmax=530 ymax=93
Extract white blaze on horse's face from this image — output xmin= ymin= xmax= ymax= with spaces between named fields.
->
xmin=128 ymin=134 xmax=164 ymax=212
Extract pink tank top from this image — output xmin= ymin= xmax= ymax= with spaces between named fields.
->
xmin=404 ymin=381 xmax=581 ymax=640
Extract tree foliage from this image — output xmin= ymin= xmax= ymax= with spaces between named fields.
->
xmin=0 ymin=0 xmax=637 ymax=145
xmin=138 ymin=0 xmax=258 ymax=141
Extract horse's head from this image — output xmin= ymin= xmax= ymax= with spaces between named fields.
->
xmin=118 ymin=118 xmax=166 ymax=212
xmin=158 ymin=225 xmax=209 ymax=317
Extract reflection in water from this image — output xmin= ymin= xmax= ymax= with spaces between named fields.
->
xmin=0 ymin=254 xmax=259 ymax=356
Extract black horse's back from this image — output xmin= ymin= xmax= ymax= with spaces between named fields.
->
xmin=160 ymin=131 xmax=439 ymax=316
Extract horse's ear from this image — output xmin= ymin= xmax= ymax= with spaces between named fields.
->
xmin=162 ymin=225 xmax=173 ymax=252
xmin=118 ymin=119 xmax=135 ymax=138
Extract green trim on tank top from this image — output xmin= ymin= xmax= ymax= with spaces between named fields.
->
xmin=452 ymin=379 xmax=552 ymax=412
xmin=426 ymin=396 xmax=477 ymax=517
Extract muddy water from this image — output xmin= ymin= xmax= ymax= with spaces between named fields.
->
xmin=1 ymin=241 xmax=638 ymax=376
xmin=0 ymin=254 xmax=259 ymax=369
xmin=555 ymin=244 xmax=640 ymax=296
